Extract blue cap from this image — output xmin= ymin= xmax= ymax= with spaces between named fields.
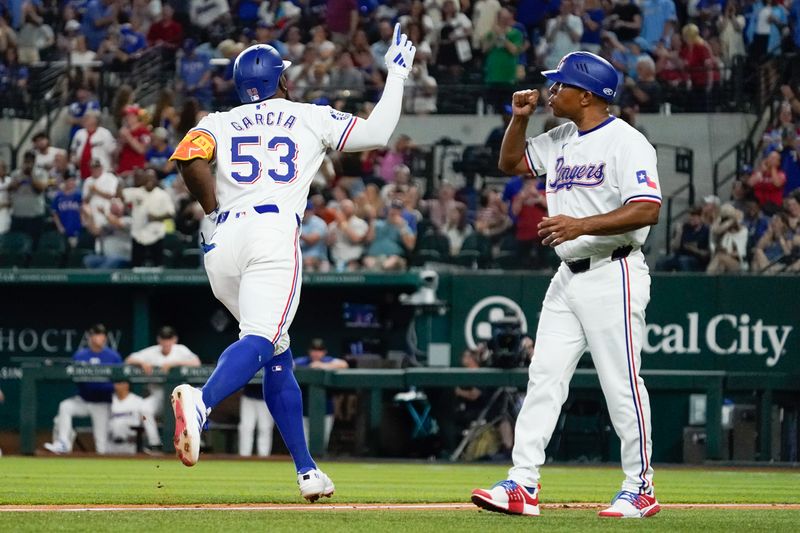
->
xmin=541 ymin=51 xmax=621 ymax=102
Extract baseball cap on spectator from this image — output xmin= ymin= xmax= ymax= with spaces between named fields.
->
xmin=88 ymin=323 xmax=108 ymax=335
xmin=152 ymin=127 xmax=168 ymax=140
xmin=65 ymin=19 xmax=81 ymax=32
xmin=157 ymin=326 xmax=178 ymax=339
xmin=390 ymin=199 xmax=405 ymax=210
xmin=90 ymin=158 xmax=103 ymax=168
xmin=702 ymin=194 xmax=721 ymax=206
xmin=309 ymin=338 xmax=326 ymax=351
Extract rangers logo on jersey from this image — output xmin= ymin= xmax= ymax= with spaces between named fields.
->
xmin=549 ymin=156 xmax=606 ymax=191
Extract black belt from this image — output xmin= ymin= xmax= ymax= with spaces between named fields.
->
xmin=216 ymin=203 xmax=279 ymax=224
xmin=565 ymin=245 xmax=634 ymax=274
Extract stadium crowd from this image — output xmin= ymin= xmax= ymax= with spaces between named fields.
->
xmin=0 ymin=0 xmax=799 ymax=272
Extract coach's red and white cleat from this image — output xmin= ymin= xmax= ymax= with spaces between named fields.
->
xmin=171 ymin=384 xmax=207 ymax=467
xmin=598 ymin=490 xmax=660 ymax=518
xmin=298 ymin=469 xmax=335 ymax=502
xmin=471 ymin=480 xmax=540 ymax=516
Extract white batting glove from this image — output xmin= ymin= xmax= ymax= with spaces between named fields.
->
xmin=385 ymin=23 xmax=416 ymax=80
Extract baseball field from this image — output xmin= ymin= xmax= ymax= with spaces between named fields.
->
xmin=0 ymin=458 xmax=798 ymax=531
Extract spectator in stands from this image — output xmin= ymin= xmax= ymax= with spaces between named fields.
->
xmin=0 ymin=47 xmax=30 ymax=112
xmin=71 ymin=111 xmax=116 ymax=179
xmin=43 ymin=323 xmax=121 ymax=455
xmin=0 ymin=160 xmax=11 ymax=235
xmin=326 ymin=0 xmax=358 ymax=45
xmin=16 ymin=5 xmax=54 ymax=64
xmin=640 ymin=0 xmax=677 ymax=49
xmin=542 ymin=0 xmax=583 ymax=70
xmin=125 ymin=325 xmax=201 ymax=452
xmin=748 ymin=150 xmax=787 ymax=214
xmin=707 ymin=203 xmax=749 ymax=273
xmin=422 ymin=181 xmax=461 ymax=232
xmin=580 ymin=0 xmax=606 ymax=54
xmin=329 ymin=51 xmax=365 ymax=100
xmin=294 ymin=338 xmax=348 ymax=451
xmin=444 ymin=203 xmax=473 ymax=255
xmin=81 ymin=0 xmax=119 ymax=51
xmin=300 ymin=200 xmax=329 ymax=272
xmin=106 ymin=379 xmax=145 ymax=455
xmin=146 ymin=127 xmax=176 ymax=181
xmin=328 ymin=198 xmax=369 ymax=271
xmin=49 ymin=152 xmax=78 ymax=187
xmin=188 ymin=0 xmax=231 ymax=40
xmin=309 ymin=25 xmax=335 ymax=62
xmin=681 ymin=23 xmax=719 ymax=111
xmin=147 ymin=4 xmax=184 ymax=54
xmin=405 ymin=58 xmax=439 ymax=114
xmin=82 ymin=158 xmax=120 ymax=231
xmin=654 ymin=32 xmax=685 ymax=88
xmin=379 ymin=134 xmax=414 ymax=184
xmin=117 ymin=105 xmax=152 ymax=177
xmin=751 ymin=211 xmax=800 ymax=273
xmin=363 ymin=199 xmax=416 ymax=271
xmin=435 ymin=0 xmax=473 ymax=80
xmin=282 ymin=25 xmax=306 ymax=63
xmin=9 ymin=150 xmax=48 ymax=244
xmin=32 ymin=132 xmax=64 ymax=174
xmin=746 ymin=0 xmax=787 ymax=62
xmin=177 ymin=39 xmax=212 ymax=108
xmin=66 ymin=32 xmax=99 ymax=90
xmin=0 ymin=15 xmax=15 ymax=56
xmin=475 ymin=188 xmax=512 ymax=243
xmin=487 ymin=105 xmax=513 ymax=157
xmin=608 ymin=0 xmax=643 ymax=43
xmin=51 ymin=175 xmax=83 ymax=247
xmin=83 ymin=197 xmax=132 ymax=268
xmin=238 ymin=383 xmax=275 ymax=457
xmin=254 ymin=21 xmax=287 ymax=57
xmin=790 ymin=0 xmax=800 ymax=52
xmin=701 ymin=194 xmax=721 ymax=225
xmin=371 ymin=18 xmax=395 ymax=73
xmin=717 ymin=1 xmax=746 ymax=67
xmin=742 ymin=196 xmax=770 ymax=252
xmin=620 ymin=55 xmax=663 ymax=112
xmin=657 ymin=206 xmax=710 ymax=271
xmin=511 ymin=175 xmax=547 ymax=268
xmin=483 ymin=8 xmax=525 ymax=113
xmin=66 ymin=86 xmax=101 ymax=142
xmin=122 ymin=169 xmax=175 ymax=267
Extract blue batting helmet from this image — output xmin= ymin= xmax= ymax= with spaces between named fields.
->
xmin=541 ymin=52 xmax=621 ymax=101
xmin=233 ymin=44 xmax=292 ymax=104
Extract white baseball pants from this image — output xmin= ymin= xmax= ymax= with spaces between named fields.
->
xmin=141 ymin=387 xmax=164 ymax=447
xmin=203 ymin=208 xmax=301 ymax=355
xmin=52 ymin=396 xmax=110 ymax=454
xmin=238 ymin=395 xmax=275 ymax=456
xmin=303 ymin=415 xmax=334 ymax=451
xmin=509 ymin=251 xmax=654 ymax=494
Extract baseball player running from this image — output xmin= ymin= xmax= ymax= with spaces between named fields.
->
xmin=168 ymin=25 xmax=415 ymax=501
xmin=471 ymin=52 xmax=662 ymax=518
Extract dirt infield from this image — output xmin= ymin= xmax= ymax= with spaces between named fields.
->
xmin=2 ymin=503 xmax=799 ymax=512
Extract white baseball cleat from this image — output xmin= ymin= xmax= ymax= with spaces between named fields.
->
xmin=43 ymin=441 xmax=70 ymax=455
xmin=171 ymin=384 xmax=207 ymax=467
xmin=471 ymin=480 xmax=541 ymax=516
xmin=297 ymin=469 xmax=335 ymax=502
xmin=598 ymin=490 xmax=660 ymax=518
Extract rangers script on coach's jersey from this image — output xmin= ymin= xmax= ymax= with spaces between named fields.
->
xmin=171 ymin=101 xmax=359 ymax=218
xmin=523 ymin=116 xmax=662 ymax=261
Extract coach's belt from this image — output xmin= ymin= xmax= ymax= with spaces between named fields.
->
xmin=216 ymin=203 xmax=279 ymax=224
xmin=565 ymin=245 xmax=634 ymax=274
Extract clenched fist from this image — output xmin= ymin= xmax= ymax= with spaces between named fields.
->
xmin=512 ymin=89 xmax=539 ymax=118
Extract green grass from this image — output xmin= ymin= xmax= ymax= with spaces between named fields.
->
xmin=0 ymin=458 xmax=798 ymax=532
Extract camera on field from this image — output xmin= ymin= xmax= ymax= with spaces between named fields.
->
xmin=486 ymin=317 xmax=527 ymax=369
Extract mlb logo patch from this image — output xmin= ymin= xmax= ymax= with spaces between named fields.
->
xmin=272 ymin=365 xmax=283 ymax=372
xmin=247 ymin=87 xmax=260 ymax=101
xmin=636 ymin=170 xmax=657 ymax=189
xmin=329 ymin=109 xmax=352 ymax=121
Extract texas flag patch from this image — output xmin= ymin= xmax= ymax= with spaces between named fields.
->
xmin=636 ymin=170 xmax=657 ymax=189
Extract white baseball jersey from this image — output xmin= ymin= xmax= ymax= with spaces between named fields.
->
xmin=508 ymin=115 xmax=658 ymax=496
xmin=523 ymin=117 xmax=662 ymax=260
xmin=127 ymin=344 xmax=200 ymax=368
xmin=170 ymin=100 xmax=363 ymax=352
xmin=173 ymin=101 xmax=361 ymax=220
xmin=108 ymin=392 xmax=145 ymax=454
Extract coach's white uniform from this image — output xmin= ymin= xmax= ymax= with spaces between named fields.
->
xmin=107 ymin=391 xmax=146 ymax=455
xmin=238 ymin=389 xmax=276 ymax=456
xmin=127 ymin=344 xmax=201 ymax=446
xmin=179 ymin=101 xmax=391 ymax=353
xmin=509 ymin=116 xmax=661 ymax=494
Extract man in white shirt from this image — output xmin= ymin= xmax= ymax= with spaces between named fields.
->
xmin=32 ymin=132 xmax=66 ymax=173
xmin=327 ymin=199 xmax=369 ymax=271
xmin=82 ymin=159 xmax=120 ymax=230
xmin=107 ymin=380 xmax=146 ymax=455
xmin=121 ymin=169 xmax=176 ymax=267
xmin=125 ymin=326 xmax=201 ymax=451
xmin=70 ymin=111 xmax=116 ymax=179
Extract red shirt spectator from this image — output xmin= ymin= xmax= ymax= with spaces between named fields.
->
xmin=147 ymin=5 xmax=184 ymax=50
xmin=512 ymin=178 xmax=547 ymax=241
xmin=748 ymin=151 xmax=787 ymax=209
xmin=326 ymin=0 xmax=358 ymax=38
xmin=680 ymin=24 xmax=719 ymax=88
xmin=117 ymin=106 xmax=152 ymax=176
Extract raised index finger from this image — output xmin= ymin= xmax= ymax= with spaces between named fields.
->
xmin=393 ymin=23 xmax=401 ymax=45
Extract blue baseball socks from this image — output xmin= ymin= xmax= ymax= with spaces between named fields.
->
xmin=202 ymin=335 xmax=275 ymax=409
xmin=263 ymin=349 xmax=316 ymax=473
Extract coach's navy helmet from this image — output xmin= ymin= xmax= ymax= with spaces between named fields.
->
xmin=233 ymin=44 xmax=292 ymax=104
xmin=541 ymin=52 xmax=621 ymax=102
